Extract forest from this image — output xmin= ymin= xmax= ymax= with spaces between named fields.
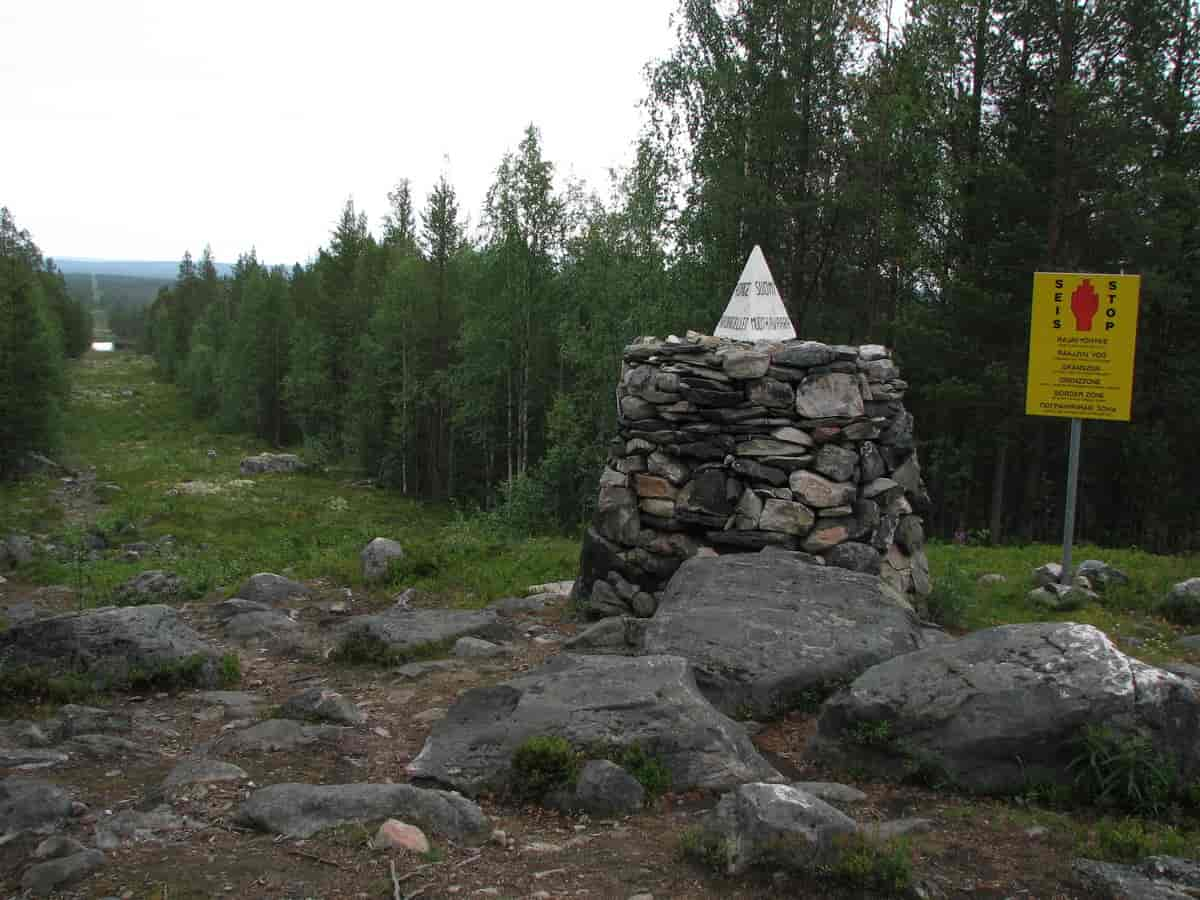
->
xmin=3 ymin=0 xmax=1198 ymax=551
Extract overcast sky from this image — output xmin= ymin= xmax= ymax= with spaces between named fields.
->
xmin=1 ymin=0 xmax=678 ymax=266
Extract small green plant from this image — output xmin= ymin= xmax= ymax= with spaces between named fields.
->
xmin=827 ymin=834 xmax=913 ymax=895
xmin=678 ymin=826 xmax=728 ymax=872
xmin=218 ymin=652 xmax=241 ymax=687
xmin=610 ymin=742 xmax=671 ymax=800
xmin=1068 ymin=724 xmax=1177 ymax=814
xmin=921 ymin=563 xmax=974 ymax=630
xmin=509 ymin=735 xmax=581 ymax=803
xmin=846 ymin=719 xmax=895 ymax=748
xmin=420 ymin=846 xmax=446 ymax=864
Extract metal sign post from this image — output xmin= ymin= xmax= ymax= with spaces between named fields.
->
xmin=1059 ymin=418 xmax=1082 ymax=585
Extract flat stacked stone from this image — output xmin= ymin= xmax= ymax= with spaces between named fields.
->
xmin=578 ymin=332 xmax=931 ymax=617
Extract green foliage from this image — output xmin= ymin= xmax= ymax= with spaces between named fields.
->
xmin=0 ymin=667 xmax=94 ymax=711
xmin=1068 ymin=725 xmax=1178 ymax=814
xmin=845 ymin=719 xmax=896 ymax=748
xmin=921 ymin=563 xmax=974 ymax=630
xmin=218 ymin=652 xmax=241 ymax=687
xmin=509 ymin=735 xmax=582 ymax=803
xmin=0 ymin=651 xmax=233 ymax=711
xmin=1079 ymin=817 xmax=1195 ymax=864
xmin=591 ymin=742 xmax=672 ymax=800
xmin=826 ymin=834 xmax=913 ymax=896
xmin=677 ymin=827 xmax=728 ymax=872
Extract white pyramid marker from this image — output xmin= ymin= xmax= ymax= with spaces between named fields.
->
xmin=713 ymin=245 xmax=796 ymax=342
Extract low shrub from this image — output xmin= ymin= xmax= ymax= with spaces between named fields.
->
xmin=510 ymin=735 xmax=581 ymax=803
xmin=826 ymin=834 xmax=913 ymax=895
xmin=921 ymin=563 xmax=974 ymax=630
xmin=678 ymin=826 xmax=728 ymax=872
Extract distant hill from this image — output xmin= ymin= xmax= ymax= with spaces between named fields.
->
xmin=53 ymin=257 xmax=235 ymax=279
xmin=63 ymin=272 xmax=165 ymax=310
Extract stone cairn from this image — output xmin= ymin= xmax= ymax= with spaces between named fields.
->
xmin=577 ymin=331 xmax=931 ymax=619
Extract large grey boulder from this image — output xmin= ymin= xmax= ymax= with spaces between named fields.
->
xmin=699 ymin=783 xmax=857 ymax=875
xmin=233 ymin=573 xmax=310 ymax=605
xmin=336 ymin=608 xmax=514 ymax=659
xmin=0 ymin=776 xmax=73 ymax=834
xmin=237 ymin=783 xmax=490 ymax=843
xmin=815 ymin=622 xmax=1200 ymax=794
xmin=638 ymin=554 xmax=927 ymax=718
xmin=405 ymin=653 xmax=780 ymax=796
xmin=239 ymin=453 xmax=305 ymax=475
xmin=0 ymin=605 xmax=224 ymax=688
xmin=1073 ymin=856 xmax=1200 ymax=899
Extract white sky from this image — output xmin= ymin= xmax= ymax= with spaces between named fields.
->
xmin=1 ymin=0 xmax=679 ymax=266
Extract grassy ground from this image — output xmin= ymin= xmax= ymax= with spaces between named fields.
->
xmin=925 ymin=541 xmax=1200 ymax=666
xmin=0 ymin=351 xmax=577 ymax=608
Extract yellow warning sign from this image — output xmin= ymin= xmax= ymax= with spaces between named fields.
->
xmin=1026 ymin=272 xmax=1140 ymax=421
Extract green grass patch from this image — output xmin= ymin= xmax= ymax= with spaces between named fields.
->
xmin=0 ymin=351 xmax=576 ymax=610
xmin=587 ymin=741 xmax=672 ymax=800
xmin=1077 ymin=816 xmax=1200 ymax=863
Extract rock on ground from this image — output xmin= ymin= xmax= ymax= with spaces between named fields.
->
xmin=1073 ymin=856 xmax=1200 ymax=899
xmin=637 ymin=553 xmax=928 ymax=718
xmin=206 ymin=719 xmax=349 ymax=754
xmin=94 ymin=805 xmax=204 ymax=849
xmin=700 ymin=783 xmax=857 ymax=875
xmin=1163 ymin=578 xmax=1200 ymax=625
xmin=336 ymin=608 xmax=514 ymax=657
xmin=21 ymin=849 xmax=105 ymax=895
xmin=0 ymin=776 xmax=73 ymax=834
xmin=233 ymin=573 xmax=310 ymax=605
xmin=212 ymin=599 xmax=302 ymax=646
xmin=564 ymin=760 xmax=645 ymax=816
xmin=163 ymin=758 xmax=249 ymax=793
xmin=406 ymin=653 xmax=780 ymax=796
xmin=279 ymin=687 xmax=366 ymax=726
xmin=239 ymin=453 xmax=305 ymax=475
xmin=815 ymin=622 xmax=1200 ymax=793
xmin=374 ymin=819 xmax=430 ymax=853
xmin=361 ymin=537 xmax=405 ymax=583
xmin=0 ymin=604 xmax=225 ymax=688
xmin=112 ymin=570 xmax=184 ymax=604
xmin=237 ymin=783 xmax=490 ymax=843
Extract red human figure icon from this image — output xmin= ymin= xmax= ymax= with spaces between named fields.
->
xmin=1070 ymin=279 xmax=1099 ymax=331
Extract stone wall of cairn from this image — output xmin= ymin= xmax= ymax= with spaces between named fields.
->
xmin=576 ymin=331 xmax=932 ymax=619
